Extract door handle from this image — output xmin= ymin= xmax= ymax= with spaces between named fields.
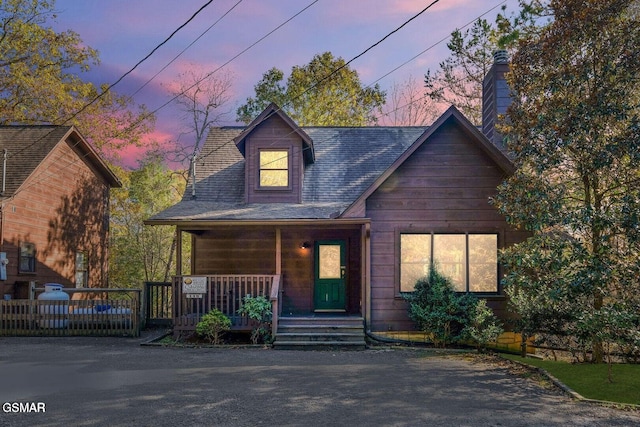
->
xmin=340 ymin=266 xmax=346 ymax=278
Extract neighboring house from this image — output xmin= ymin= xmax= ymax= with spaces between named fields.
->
xmin=0 ymin=126 xmax=121 ymax=299
xmin=148 ymin=53 xmax=528 ymax=339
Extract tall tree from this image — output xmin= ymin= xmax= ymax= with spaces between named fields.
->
xmin=0 ymin=0 xmax=96 ymax=123
xmin=0 ymin=0 xmax=154 ymax=161
xmin=168 ymin=66 xmax=234 ymax=199
xmin=109 ymin=153 xmax=186 ymax=287
xmin=380 ymin=75 xmax=439 ymax=126
xmin=494 ymin=0 xmax=640 ymax=363
xmin=169 ymin=67 xmax=234 ymax=166
xmin=424 ymin=1 xmax=547 ymax=124
xmin=423 ymin=18 xmax=496 ymax=125
xmin=237 ymin=52 xmax=386 ymax=126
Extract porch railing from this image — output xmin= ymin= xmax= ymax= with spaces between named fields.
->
xmin=270 ymin=274 xmax=281 ymax=338
xmin=144 ymin=282 xmax=173 ymax=327
xmin=0 ymin=288 xmax=140 ymax=337
xmin=173 ymin=274 xmax=281 ymax=337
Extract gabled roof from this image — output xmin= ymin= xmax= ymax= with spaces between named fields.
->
xmin=148 ymin=106 xmax=514 ymax=224
xmin=0 ymin=125 xmax=121 ymax=197
xmin=233 ymin=102 xmax=315 ymax=164
xmin=342 ymin=106 xmax=514 ymax=217
xmin=150 ymin=125 xmax=425 ymax=222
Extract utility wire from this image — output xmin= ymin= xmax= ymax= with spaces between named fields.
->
xmin=130 ymin=0 xmax=245 ymax=98
xmin=117 ymin=0 xmax=320 ymax=141
xmin=197 ymin=0 xmax=507 ymax=168
xmin=6 ymin=0 xmax=216 ymax=162
xmin=197 ymin=0 xmax=445 ymax=162
xmin=13 ymin=0 xmax=505 ymax=199
xmin=7 ymin=0 xmax=317 ymax=200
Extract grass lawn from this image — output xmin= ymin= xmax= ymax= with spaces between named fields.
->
xmin=501 ymin=354 xmax=640 ymax=406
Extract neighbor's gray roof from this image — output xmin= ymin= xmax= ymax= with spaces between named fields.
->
xmin=151 ymin=126 xmax=427 ymax=221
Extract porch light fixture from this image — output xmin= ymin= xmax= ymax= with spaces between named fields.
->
xmin=300 ymin=241 xmax=311 ymax=249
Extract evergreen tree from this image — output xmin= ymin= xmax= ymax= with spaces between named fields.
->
xmin=494 ymin=0 xmax=640 ymax=363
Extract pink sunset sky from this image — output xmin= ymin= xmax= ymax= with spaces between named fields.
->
xmin=51 ymin=0 xmax=520 ymax=168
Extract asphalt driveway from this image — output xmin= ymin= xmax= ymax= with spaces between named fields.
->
xmin=1 ymin=334 xmax=638 ymax=427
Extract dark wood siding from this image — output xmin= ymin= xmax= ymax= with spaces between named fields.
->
xmin=245 ymin=115 xmax=303 ymax=204
xmin=280 ymin=228 xmax=361 ymax=315
xmin=366 ymin=119 xmax=526 ymax=332
xmin=192 ymin=226 xmax=362 ymax=316
xmin=193 ymin=228 xmax=277 ymax=275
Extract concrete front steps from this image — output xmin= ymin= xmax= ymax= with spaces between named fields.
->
xmin=273 ymin=316 xmax=366 ymax=350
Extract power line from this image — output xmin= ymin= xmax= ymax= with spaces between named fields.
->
xmin=119 ymin=0 xmax=320 ymax=140
xmin=197 ymin=0 xmax=507 ymax=167
xmin=198 ymin=0 xmax=446 ymax=162
xmin=7 ymin=0 xmax=318 ymax=200
xmin=67 ymin=0 xmax=216 ymax=122
xmin=370 ymin=0 xmax=508 ymax=91
xmin=130 ymin=0 xmax=245 ymax=99
xmin=6 ymin=0 xmax=216 ymax=162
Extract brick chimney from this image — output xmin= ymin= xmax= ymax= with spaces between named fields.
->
xmin=482 ymin=50 xmax=510 ymax=151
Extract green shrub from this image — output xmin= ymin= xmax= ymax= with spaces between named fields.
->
xmin=403 ymin=268 xmax=477 ymax=347
xmin=237 ymin=295 xmax=272 ymax=344
xmin=196 ymin=309 xmax=232 ymax=344
xmin=464 ymin=299 xmax=504 ymax=351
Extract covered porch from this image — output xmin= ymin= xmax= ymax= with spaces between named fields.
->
xmin=172 ymin=220 xmax=371 ymax=339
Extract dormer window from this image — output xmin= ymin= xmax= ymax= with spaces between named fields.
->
xmin=259 ymin=149 xmax=289 ymax=188
xmin=234 ymin=103 xmax=314 ymax=203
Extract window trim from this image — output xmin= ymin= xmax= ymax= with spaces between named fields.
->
xmin=397 ymin=231 xmax=500 ymax=296
xmin=19 ymin=242 xmax=36 ymax=274
xmin=257 ymin=148 xmax=292 ymax=190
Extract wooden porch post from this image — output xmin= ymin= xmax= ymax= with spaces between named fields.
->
xmin=275 ymin=228 xmax=281 ymax=275
xmin=176 ymin=227 xmax=183 ymax=276
xmin=362 ymin=222 xmax=371 ymax=331
xmin=273 ymin=228 xmax=282 ymax=338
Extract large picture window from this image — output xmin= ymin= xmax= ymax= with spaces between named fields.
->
xmin=259 ymin=150 xmax=289 ymax=188
xmin=400 ymin=233 xmax=498 ymax=293
xmin=19 ymin=242 xmax=36 ymax=273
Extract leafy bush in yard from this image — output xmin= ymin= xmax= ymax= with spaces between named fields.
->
xmin=196 ymin=309 xmax=232 ymax=344
xmin=237 ymin=295 xmax=272 ymax=344
xmin=404 ymin=268 xmax=503 ymax=349
xmin=465 ymin=299 xmax=504 ymax=351
xmin=404 ymin=268 xmax=477 ymax=347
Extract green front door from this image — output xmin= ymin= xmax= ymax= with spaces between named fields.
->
xmin=314 ymin=240 xmax=346 ymax=311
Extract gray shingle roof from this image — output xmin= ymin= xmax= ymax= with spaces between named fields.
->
xmin=151 ymin=126 xmax=427 ymax=221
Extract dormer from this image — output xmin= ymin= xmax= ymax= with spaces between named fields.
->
xmin=233 ymin=103 xmax=314 ymax=204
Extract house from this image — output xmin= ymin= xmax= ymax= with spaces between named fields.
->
xmin=147 ymin=53 xmax=528 ymax=344
xmin=0 ymin=126 xmax=121 ymax=300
